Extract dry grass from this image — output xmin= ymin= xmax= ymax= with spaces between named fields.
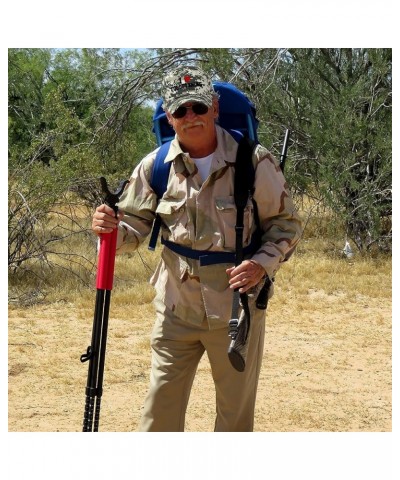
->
xmin=8 ymin=203 xmax=392 ymax=432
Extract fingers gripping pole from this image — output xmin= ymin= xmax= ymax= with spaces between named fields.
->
xmin=95 ymin=176 xmax=129 ymax=290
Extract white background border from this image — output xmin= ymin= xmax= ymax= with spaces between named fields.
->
xmin=2 ymin=1 xmax=397 ymax=478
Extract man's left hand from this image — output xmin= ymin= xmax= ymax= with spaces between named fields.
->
xmin=226 ymin=260 xmax=266 ymax=293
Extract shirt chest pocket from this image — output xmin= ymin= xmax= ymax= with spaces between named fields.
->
xmin=215 ymin=196 xmax=254 ymax=250
xmin=156 ymin=198 xmax=191 ymax=243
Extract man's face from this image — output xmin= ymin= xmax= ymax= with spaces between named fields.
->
xmin=166 ymin=97 xmax=219 ymax=148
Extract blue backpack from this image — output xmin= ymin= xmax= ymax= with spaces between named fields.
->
xmin=148 ymin=81 xmax=260 ymax=251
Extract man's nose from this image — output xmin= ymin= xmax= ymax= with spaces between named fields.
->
xmin=184 ymin=106 xmax=196 ymax=118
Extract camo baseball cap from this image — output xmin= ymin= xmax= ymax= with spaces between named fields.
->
xmin=161 ymin=66 xmax=215 ymax=113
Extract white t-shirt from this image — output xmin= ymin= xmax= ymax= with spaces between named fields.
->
xmin=193 ymin=153 xmax=214 ymax=182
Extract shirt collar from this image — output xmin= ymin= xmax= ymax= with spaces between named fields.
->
xmin=162 ymin=124 xmax=239 ymax=176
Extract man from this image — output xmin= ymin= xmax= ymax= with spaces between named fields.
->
xmin=92 ymin=65 xmax=302 ymax=431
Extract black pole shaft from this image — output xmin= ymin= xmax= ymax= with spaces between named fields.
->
xmin=93 ymin=289 xmax=111 ymax=432
xmin=82 ymin=288 xmax=111 ymax=432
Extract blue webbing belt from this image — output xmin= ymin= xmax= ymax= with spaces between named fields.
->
xmin=161 ymin=234 xmax=260 ymax=267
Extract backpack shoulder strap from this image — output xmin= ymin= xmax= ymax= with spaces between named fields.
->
xmin=233 ymin=134 xmax=258 ymax=266
xmin=228 ymin=135 xmax=257 ymax=366
xmin=234 ymin=136 xmax=256 ymax=211
xmin=150 ymin=141 xmax=172 ymax=199
xmin=235 ymin=137 xmax=272 ymax=311
xmin=148 ymin=141 xmax=172 ymax=251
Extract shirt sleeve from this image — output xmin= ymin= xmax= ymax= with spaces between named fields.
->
xmin=114 ymin=151 xmax=158 ymax=254
xmin=250 ymin=144 xmax=302 ymax=279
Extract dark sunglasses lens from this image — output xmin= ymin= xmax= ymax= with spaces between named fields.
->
xmin=172 ymin=106 xmax=187 ymax=119
xmin=192 ymin=103 xmax=208 ymax=115
xmin=172 ymin=103 xmax=209 ymax=119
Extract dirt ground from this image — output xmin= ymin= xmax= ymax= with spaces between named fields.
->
xmin=8 ymin=287 xmax=392 ymax=432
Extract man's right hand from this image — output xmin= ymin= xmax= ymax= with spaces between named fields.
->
xmin=92 ymin=204 xmax=124 ymax=236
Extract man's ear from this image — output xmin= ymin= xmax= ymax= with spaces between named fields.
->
xmin=166 ymin=111 xmax=174 ymax=125
xmin=212 ymin=97 xmax=219 ymax=119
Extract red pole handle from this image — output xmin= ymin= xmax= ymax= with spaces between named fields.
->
xmin=96 ymin=228 xmax=118 ymax=290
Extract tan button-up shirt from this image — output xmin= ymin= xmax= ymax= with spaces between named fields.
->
xmin=116 ymin=125 xmax=302 ymax=328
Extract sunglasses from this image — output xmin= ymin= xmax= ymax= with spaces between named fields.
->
xmin=171 ymin=103 xmax=209 ymax=119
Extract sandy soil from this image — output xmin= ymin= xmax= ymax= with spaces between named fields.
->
xmin=8 ymin=288 xmax=391 ymax=432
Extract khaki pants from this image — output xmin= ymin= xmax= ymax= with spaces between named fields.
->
xmin=138 ymin=298 xmax=266 ymax=432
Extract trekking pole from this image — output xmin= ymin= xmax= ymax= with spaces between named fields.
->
xmin=80 ymin=176 xmax=128 ymax=432
xmin=279 ymin=128 xmax=290 ymax=174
